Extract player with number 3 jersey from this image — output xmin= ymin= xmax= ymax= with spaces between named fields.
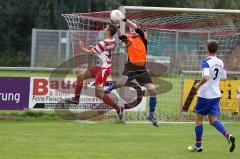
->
xmin=188 ymin=40 xmax=235 ymax=152
xmin=197 ymin=54 xmax=226 ymax=99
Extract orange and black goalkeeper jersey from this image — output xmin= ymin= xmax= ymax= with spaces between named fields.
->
xmin=119 ymin=28 xmax=147 ymax=67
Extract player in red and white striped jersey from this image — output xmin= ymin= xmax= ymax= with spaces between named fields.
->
xmin=92 ymin=38 xmax=115 ymax=68
xmin=65 ymin=23 xmax=124 ymax=120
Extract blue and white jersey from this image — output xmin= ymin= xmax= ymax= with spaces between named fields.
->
xmin=198 ymin=56 xmax=227 ymax=99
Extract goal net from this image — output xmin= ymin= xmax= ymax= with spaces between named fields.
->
xmin=62 ymin=7 xmax=240 ymax=120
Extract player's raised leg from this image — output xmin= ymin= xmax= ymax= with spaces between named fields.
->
xmin=65 ymin=70 xmax=93 ymax=104
xmin=209 ymin=115 xmax=235 ymax=152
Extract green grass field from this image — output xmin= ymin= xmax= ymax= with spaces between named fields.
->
xmin=0 ymin=121 xmax=239 ymax=159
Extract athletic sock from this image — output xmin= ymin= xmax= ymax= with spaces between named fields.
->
xmin=74 ymin=82 xmax=83 ymax=100
xmin=149 ymin=96 xmax=156 ymax=118
xmin=105 ymin=83 xmax=117 ymax=93
xmin=102 ymin=94 xmax=119 ymax=113
xmin=195 ymin=125 xmax=203 ymax=148
xmin=212 ymin=120 xmax=229 ymax=139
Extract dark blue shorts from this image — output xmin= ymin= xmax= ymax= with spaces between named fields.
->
xmin=194 ymin=97 xmax=221 ymax=116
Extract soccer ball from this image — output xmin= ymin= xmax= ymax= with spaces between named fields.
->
xmin=110 ymin=10 xmax=124 ymax=23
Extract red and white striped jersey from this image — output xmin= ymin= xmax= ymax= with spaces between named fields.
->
xmin=92 ymin=38 xmax=116 ymax=68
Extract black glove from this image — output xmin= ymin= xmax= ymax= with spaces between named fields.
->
xmin=119 ymin=35 xmax=127 ymax=42
xmin=122 ymin=18 xmax=127 ymax=22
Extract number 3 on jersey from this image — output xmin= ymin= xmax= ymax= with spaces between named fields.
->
xmin=213 ymin=68 xmax=219 ymax=80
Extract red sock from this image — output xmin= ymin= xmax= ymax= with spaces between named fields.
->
xmin=102 ymin=94 xmax=119 ymax=112
xmin=74 ymin=82 xmax=83 ymax=100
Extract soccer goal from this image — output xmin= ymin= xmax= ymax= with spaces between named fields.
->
xmin=62 ymin=6 xmax=240 ymax=120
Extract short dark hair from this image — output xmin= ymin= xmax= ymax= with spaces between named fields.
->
xmin=107 ymin=24 xmax=117 ymax=36
xmin=207 ymin=40 xmax=218 ymax=53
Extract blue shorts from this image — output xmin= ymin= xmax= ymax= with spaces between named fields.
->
xmin=194 ymin=97 xmax=221 ymax=116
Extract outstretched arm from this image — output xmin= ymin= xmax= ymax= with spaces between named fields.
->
xmin=123 ymin=18 xmax=138 ymax=30
xmin=79 ymin=41 xmax=94 ymax=55
xmin=122 ymin=18 xmax=145 ymax=40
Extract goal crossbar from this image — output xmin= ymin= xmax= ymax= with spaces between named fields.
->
xmin=122 ymin=6 xmax=240 ymax=14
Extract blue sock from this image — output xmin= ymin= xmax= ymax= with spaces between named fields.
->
xmin=212 ymin=120 xmax=229 ymax=139
xmin=105 ymin=83 xmax=117 ymax=94
xmin=195 ymin=125 xmax=203 ymax=148
xmin=149 ymin=96 xmax=156 ymax=118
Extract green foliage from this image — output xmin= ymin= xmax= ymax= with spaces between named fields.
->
xmin=0 ymin=110 xmax=56 ymax=120
xmin=0 ymin=51 xmax=30 ymax=66
xmin=24 ymin=111 xmax=45 ymax=117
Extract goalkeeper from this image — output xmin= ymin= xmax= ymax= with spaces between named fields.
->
xmin=106 ymin=15 xmax=159 ymax=127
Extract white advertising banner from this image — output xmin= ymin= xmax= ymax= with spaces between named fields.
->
xmin=29 ymin=77 xmax=145 ymax=111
